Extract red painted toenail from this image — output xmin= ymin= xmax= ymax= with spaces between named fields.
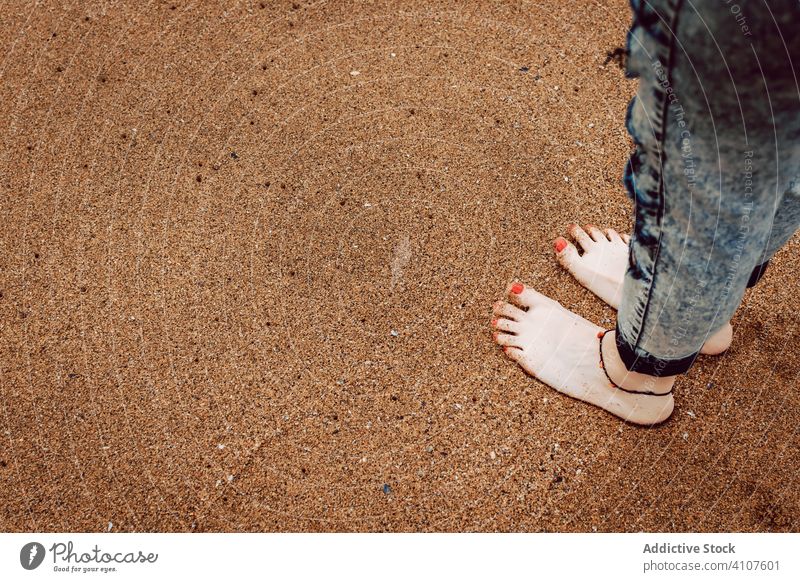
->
xmin=491 ymin=319 xmax=498 ymax=326
xmin=510 ymin=282 xmax=524 ymax=294
xmin=597 ymin=331 xmax=605 ymax=338
xmin=554 ymin=238 xmax=568 ymax=253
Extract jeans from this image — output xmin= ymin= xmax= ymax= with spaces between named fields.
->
xmin=615 ymin=0 xmax=800 ymax=376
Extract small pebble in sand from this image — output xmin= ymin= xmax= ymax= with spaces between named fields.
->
xmin=390 ymin=329 xmax=399 ymax=337
xmin=682 ymin=433 xmax=689 ymax=441
xmin=588 ymin=122 xmax=595 ymax=128
xmin=390 ymin=52 xmax=396 ymax=58
xmin=227 ymin=474 xmax=234 ymax=482
xmin=107 ymin=522 xmax=113 ymax=531
xmin=686 ymin=410 xmax=696 ymax=419
xmin=519 ymin=66 xmax=530 ymax=72
xmin=489 ymin=451 xmax=496 ymax=460
xmin=425 ymin=445 xmax=434 ymax=453
xmin=217 ymin=443 xmax=225 ymax=449
xmin=350 ymin=70 xmax=360 ymax=76
xmin=382 ymin=484 xmax=392 ymax=495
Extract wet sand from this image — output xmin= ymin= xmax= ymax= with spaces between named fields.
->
xmin=0 ymin=0 xmax=797 ymax=532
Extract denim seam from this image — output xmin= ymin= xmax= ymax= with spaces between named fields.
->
xmin=630 ymin=0 xmax=684 ymax=357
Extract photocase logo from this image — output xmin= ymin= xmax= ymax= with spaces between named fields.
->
xmin=20 ymin=542 xmax=46 ymax=570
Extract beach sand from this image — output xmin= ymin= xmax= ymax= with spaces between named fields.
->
xmin=0 ymin=0 xmax=797 ymax=532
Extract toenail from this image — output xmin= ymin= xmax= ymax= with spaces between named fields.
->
xmin=554 ymin=238 xmax=568 ymax=253
xmin=597 ymin=331 xmax=605 ymax=338
xmin=491 ymin=318 xmax=498 ymax=326
xmin=510 ymin=282 xmax=524 ymax=294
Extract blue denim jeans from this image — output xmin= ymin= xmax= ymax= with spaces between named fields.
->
xmin=616 ymin=0 xmax=800 ymax=375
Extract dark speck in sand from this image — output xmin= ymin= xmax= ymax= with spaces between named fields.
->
xmin=519 ymin=66 xmax=530 ymax=72
xmin=604 ymin=47 xmax=628 ymax=70
xmin=230 ymin=152 xmax=238 ymax=159
xmin=382 ymin=484 xmax=392 ymax=495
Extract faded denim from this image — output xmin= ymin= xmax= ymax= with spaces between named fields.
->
xmin=616 ymin=0 xmax=800 ymax=375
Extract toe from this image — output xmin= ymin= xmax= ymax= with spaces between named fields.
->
xmin=621 ymin=233 xmax=631 ymax=244
xmin=585 ymin=224 xmax=605 ymax=242
xmin=492 ymin=300 xmax=526 ymax=321
xmin=569 ymin=224 xmax=594 ymax=251
xmin=501 ymin=345 xmax=523 ymax=361
xmin=554 ymin=237 xmax=581 ymax=271
xmin=507 ymin=281 xmax=553 ymax=308
xmin=493 ymin=331 xmax=521 ymax=348
xmin=605 ymin=228 xmax=622 ymax=243
xmin=491 ymin=317 xmax=519 ymax=334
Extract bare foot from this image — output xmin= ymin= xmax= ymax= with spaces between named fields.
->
xmin=492 ymin=282 xmax=675 ymax=425
xmin=554 ymin=224 xmax=732 ymax=355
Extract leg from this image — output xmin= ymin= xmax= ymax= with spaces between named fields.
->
xmin=748 ymin=177 xmax=800 ymax=279
xmin=554 ymin=1 xmax=800 ymax=356
xmin=612 ymin=0 xmax=800 ymax=376
xmin=490 ymin=0 xmax=800 ymax=423
xmin=553 ymin=223 xmax=733 ymax=354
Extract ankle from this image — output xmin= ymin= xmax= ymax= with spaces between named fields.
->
xmin=599 ymin=331 xmax=676 ymax=395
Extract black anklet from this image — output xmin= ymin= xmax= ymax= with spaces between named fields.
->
xmin=597 ymin=330 xmax=674 ymax=397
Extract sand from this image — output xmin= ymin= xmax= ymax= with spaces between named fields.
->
xmin=0 ymin=0 xmax=797 ymax=532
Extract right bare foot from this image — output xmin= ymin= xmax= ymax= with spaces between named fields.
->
xmin=491 ymin=282 xmax=675 ymax=425
xmin=554 ymin=224 xmax=732 ymax=355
